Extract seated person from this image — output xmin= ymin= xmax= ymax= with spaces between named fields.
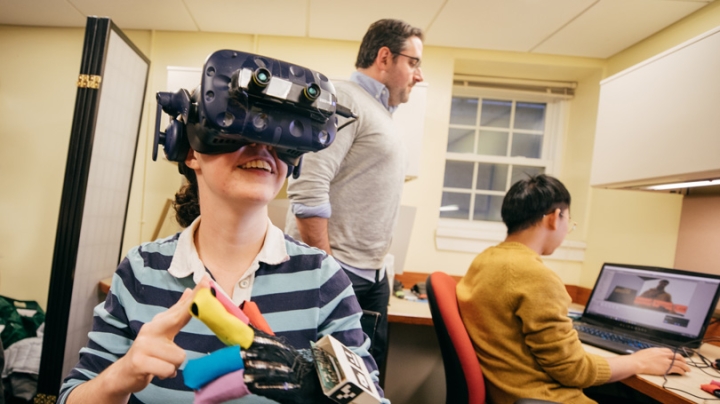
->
xmin=639 ymin=280 xmax=673 ymax=302
xmin=457 ymin=174 xmax=689 ymax=404
xmin=59 ymin=56 xmax=384 ymax=403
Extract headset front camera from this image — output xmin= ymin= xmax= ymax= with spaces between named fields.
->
xmin=302 ymin=83 xmax=321 ymax=102
xmin=252 ymin=68 xmax=272 ymax=88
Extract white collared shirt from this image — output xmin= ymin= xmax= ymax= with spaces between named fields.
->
xmin=350 ymin=70 xmax=397 ymax=114
xmin=167 ymin=216 xmax=290 ymax=306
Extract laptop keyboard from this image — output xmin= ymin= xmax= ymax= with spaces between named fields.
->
xmin=574 ymin=324 xmax=654 ymax=349
xmin=574 ymin=323 xmax=694 ymax=357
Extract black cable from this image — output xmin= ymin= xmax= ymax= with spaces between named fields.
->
xmin=337 ymin=118 xmax=357 ymax=132
xmin=659 ymin=336 xmax=720 ymax=399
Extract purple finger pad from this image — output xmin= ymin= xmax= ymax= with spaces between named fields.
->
xmin=194 ymin=369 xmax=251 ymax=404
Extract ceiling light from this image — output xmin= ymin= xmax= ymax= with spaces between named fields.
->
xmin=645 ymin=179 xmax=719 ymax=191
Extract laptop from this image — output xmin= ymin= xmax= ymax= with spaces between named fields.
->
xmin=573 ymin=262 xmax=720 ymax=356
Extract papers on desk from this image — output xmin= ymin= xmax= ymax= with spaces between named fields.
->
xmin=388 ymin=291 xmax=432 ymax=322
xmin=403 ymin=294 xmax=427 ymax=303
xmin=396 ymin=288 xmax=427 ymax=303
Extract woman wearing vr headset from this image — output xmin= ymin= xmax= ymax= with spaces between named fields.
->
xmin=59 ymin=61 xmax=385 ymax=403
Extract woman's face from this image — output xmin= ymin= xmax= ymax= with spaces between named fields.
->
xmin=185 ymin=143 xmax=288 ymax=208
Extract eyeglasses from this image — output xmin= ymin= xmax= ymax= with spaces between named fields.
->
xmin=393 ymin=52 xmax=422 ymax=70
xmin=558 ymin=211 xmax=577 ymax=234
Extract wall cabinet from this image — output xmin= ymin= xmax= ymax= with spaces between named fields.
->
xmin=591 ymin=26 xmax=720 ymax=189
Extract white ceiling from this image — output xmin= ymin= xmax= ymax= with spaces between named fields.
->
xmin=0 ymin=0 xmax=713 ymax=58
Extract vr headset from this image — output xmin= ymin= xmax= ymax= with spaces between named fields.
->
xmin=153 ymin=49 xmax=355 ymax=178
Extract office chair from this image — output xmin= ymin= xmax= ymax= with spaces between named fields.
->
xmin=427 ymin=272 xmax=557 ymax=404
xmin=360 ymin=309 xmax=386 ymax=387
xmin=427 ymin=271 xmax=486 ymax=404
xmin=360 ymin=309 xmax=381 ymax=349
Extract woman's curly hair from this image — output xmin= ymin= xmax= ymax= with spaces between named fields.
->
xmin=174 ymin=162 xmax=201 ymax=228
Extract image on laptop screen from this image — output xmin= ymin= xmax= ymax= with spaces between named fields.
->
xmin=584 ymin=263 xmax=720 ymax=341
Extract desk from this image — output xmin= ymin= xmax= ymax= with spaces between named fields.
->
xmin=387 ymin=295 xmax=720 ymax=404
xmin=583 ymin=343 xmax=720 ymax=404
xmin=99 ymin=277 xmax=111 ymax=294
xmin=388 ymin=293 xmax=432 ymax=326
xmin=385 ymin=295 xmax=444 ymax=404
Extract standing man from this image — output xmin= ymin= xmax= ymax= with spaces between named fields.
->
xmin=285 ymin=19 xmax=424 ymax=374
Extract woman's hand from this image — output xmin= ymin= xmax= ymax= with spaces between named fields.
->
xmin=68 ymin=280 xmax=209 ymax=404
xmin=110 ymin=288 xmax=196 ymax=393
xmin=242 ymin=329 xmax=331 ymax=404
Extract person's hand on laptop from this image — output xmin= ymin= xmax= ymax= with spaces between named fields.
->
xmin=605 ymin=347 xmax=689 ymax=382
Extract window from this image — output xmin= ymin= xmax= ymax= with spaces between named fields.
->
xmin=436 ymin=85 xmax=571 ymax=254
xmin=441 ymin=99 xmax=548 ymax=222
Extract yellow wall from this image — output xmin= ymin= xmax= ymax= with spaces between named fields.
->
xmin=0 ymin=26 xmax=84 ymax=306
xmin=2 ymin=2 xmax=718 ymax=307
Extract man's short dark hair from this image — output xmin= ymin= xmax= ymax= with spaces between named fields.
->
xmin=501 ymin=174 xmax=571 ymax=235
xmin=355 ymin=19 xmax=423 ymax=69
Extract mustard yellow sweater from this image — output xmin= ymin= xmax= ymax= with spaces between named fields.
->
xmin=457 ymin=242 xmax=611 ymax=404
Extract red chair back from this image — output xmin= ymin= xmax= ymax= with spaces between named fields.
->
xmin=427 ymin=272 xmax=486 ymax=404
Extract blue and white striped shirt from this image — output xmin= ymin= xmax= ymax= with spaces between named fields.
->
xmin=59 ymin=221 xmax=384 ymax=403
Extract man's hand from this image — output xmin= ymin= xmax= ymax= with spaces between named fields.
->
xmin=630 ymin=347 xmax=690 ymax=375
xmin=606 ymin=347 xmax=690 ymax=382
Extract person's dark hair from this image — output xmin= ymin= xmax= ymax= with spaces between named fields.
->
xmin=501 ymin=174 xmax=571 ymax=235
xmin=174 ymin=162 xmax=200 ymax=228
xmin=355 ymin=19 xmax=423 ymax=69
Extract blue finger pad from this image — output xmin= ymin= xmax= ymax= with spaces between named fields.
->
xmin=183 ymin=345 xmax=244 ymax=390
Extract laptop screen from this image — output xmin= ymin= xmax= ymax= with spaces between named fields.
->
xmin=583 ymin=263 xmax=720 ymax=343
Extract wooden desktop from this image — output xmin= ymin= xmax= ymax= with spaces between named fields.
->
xmin=582 ymin=343 xmax=720 ymax=404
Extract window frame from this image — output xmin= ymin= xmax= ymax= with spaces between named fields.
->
xmin=436 ymin=85 xmax=583 ymax=261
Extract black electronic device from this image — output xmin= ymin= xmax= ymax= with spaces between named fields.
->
xmin=574 ymin=262 xmax=720 ymax=355
xmin=153 ymin=49 xmax=356 ymax=178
